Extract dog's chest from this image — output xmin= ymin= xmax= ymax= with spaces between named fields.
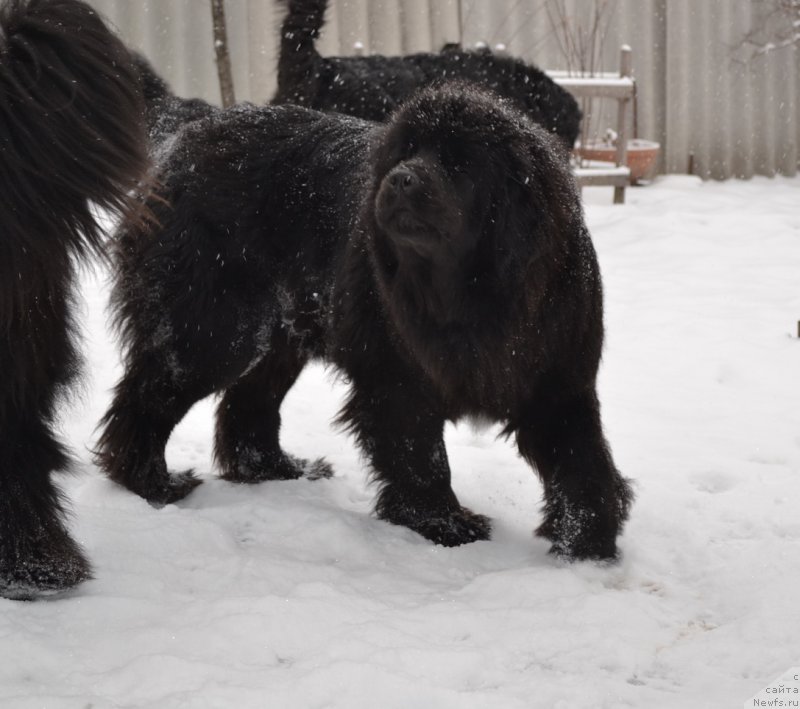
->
xmin=400 ymin=319 xmax=537 ymax=419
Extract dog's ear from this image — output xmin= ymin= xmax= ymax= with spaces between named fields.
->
xmin=467 ymin=160 xmax=534 ymax=288
xmin=369 ymin=125 xmax=400 ymax=186
xmin=516 ymin=127 xmax=582 ymax=233
xmin=474 ymin=132 xmax=579 ymax=288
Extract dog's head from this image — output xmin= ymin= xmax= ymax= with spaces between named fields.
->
xmin=373 ymin=138 xmax=477 ymax=264
xmin=368 ymin=82 xmax=581 ymax=285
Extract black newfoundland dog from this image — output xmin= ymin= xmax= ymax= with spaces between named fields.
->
xmin=275 ymin=0 xmax=581 ymax=151
xmin=97 ymin=80 xmax=632 ymax=561
xmin=0 ymin=0 xmax=148 ymax=598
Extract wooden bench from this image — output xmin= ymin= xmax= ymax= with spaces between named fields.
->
xmin=549 ymin=46 xmax=635 ymax=204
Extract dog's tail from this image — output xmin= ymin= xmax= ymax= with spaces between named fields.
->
xmin=274 ymin=0 xmax=328 ymax=105
xmin=0 ymin=0 xmax=148 ymax=271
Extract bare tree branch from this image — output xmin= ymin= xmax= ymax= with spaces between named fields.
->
xmin=739 ymin=0 xmax=800 ymax=59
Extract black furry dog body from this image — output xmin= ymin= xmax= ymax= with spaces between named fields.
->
xmin=98 ymin=80 xmax=631 ymax=561
xmin=275 ymin=0 xmax=581 ymax=151
xmin=0 ymin=0 xmax=148 ymax=598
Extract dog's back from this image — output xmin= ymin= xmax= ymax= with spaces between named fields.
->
xmin=109 ymin=104 xmax=374 ymax=384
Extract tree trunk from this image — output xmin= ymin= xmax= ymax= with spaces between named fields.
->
xmin=210 ymin=0 xmax=235 ymax=108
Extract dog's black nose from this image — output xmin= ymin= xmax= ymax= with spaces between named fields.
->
xmin=388 ymin=167 xmax=420 ymax=195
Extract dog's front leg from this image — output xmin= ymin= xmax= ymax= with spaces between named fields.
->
xmin=338 ymin=379 xmax=491 ymax=547
xmin=516 ymin=388 xmax=633 ymax=562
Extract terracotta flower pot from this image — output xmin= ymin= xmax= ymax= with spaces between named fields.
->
xmin=579 ymin=139 xmax=660 ymax=183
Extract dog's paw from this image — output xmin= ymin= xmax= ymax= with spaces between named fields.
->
xmin=384 ymin=505 xmax=492 ymax=547
xmin=546 ymin=537 xmax=620 ymax=563
xmin=298 ymin=457 xmax=334 ymax=481
xmin=536 ymin=507 xmax=620 ymax=562
xmin=0 ymin=527 xmax=91 ymax=601
xmin=222 ymin=452 xmax=333 ymax=484
xmin=417 ymin=507 xmax=492 ymax=547
xmin=140 ymin=470 xmax=202 ymax=506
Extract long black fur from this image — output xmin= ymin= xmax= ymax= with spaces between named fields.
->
xmin=96 ymin=77 xmax=632 ymax=561
xmin=0 ymin=0 xmax=149 ymax=599
xmin=275 ymin=0 xmax=582 ymax=151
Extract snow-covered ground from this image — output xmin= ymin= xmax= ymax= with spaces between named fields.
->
xmin=1 ymin=175 xmax=798 ymax=708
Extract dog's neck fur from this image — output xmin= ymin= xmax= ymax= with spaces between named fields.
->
xmin=387 ymin=241 xmax=475 ymax=328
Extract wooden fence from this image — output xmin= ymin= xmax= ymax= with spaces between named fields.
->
xmin=92 ymin=0 xmax=800 ymax=180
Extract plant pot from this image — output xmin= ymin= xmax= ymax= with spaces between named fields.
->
xmin=579 ymin=139 xmax=661 ymax=183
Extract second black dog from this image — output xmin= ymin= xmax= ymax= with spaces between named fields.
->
xmin=275 ymin=0 xmax=582 ymax=151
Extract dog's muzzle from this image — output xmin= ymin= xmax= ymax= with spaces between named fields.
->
xmin=376 ymin=165 xmax=434 ymax=237
xmin=386 ymin=166 xmax=422 ymax=198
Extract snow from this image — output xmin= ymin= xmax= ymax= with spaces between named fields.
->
xmin=2 ymin=175 xmax=799 ymax=708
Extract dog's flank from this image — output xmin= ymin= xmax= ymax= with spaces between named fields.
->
xmin=0 ymin=0 xmax=148 ymax=599
xmin=274 ymin=0 xmax=582 ymax=150
xmin=98 ymin=78 xmax=631 ymax=562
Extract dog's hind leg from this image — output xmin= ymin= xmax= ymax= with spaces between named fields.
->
xmin=516 ymin=388 xmax=633 ymax=562
xmin=0 ymin=417 xmax=91 ymax=599
xmin=215 ymin=327 xmax=332 ymax=483
xmin=96 ymin=353 xmax=217 ymax=505
xmin=0 ymin=284 xmax=93 ymax=597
